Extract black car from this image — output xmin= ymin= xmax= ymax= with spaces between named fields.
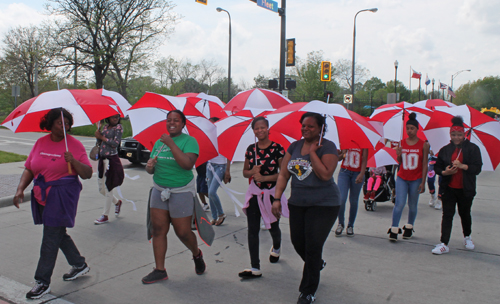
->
xmin=119 ymin=137 xmax=150 ymax=164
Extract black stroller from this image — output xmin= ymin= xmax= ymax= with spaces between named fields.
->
xmin=362 ymin=165 xmax=396 ymax=211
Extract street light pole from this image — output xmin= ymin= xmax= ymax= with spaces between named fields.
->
xmin=394 ymin=60 xmax=398 ymax=94
xmin=216 ymin=7 xmax=232 ymax=102
xmin=450 ymin=69 xmax=471 ymax=103
xmin=351 ymin=8 xmax=378 ymax=110
xmin=278 ymin=0 xmax=286 ymax=94
xmin=432 ymin=78 xmax=435 ymax=99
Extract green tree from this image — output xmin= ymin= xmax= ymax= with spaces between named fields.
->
xmin=454 ymin=76 xmax=500 ymax=108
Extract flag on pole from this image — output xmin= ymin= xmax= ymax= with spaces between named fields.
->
xmin=448 ymin=86 xmax=456 ymax=98
xmin=411 ymin=69 xmax=422 ymax=79
xmin=440 ymin=82 xmax=448 ymax=90
xmin=425 ymin=74 xmax=430 ymax=85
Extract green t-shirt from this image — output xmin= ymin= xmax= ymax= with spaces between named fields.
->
xmin=151 ymin=133 xmax=199 ymax=188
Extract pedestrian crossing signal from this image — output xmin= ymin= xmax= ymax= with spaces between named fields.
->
xmin=195 ymin=0 xmax=207 ymax=5
xmin=321 ymin=61 xmax=331 ymax=82
xmin=286 ymin=38 xmax=295 ymax=66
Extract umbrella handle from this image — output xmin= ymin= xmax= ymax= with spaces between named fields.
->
xmin=67 ymin=162 xmax=72 ymax=174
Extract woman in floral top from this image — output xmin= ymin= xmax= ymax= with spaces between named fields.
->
xmin=94 ymin=114 xmax=125 ymax=224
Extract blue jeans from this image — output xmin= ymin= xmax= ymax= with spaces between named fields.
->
xmin=206 ymin=163 xmax=226 ymax=219
xmin=391 ymin=177 xmax=422 ymax=227
xmin=337 ymin=168 xmax=363 ymax=227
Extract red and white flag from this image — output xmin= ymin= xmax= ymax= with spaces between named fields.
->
xmin=411 ymin=69 xmax=422 ymax=79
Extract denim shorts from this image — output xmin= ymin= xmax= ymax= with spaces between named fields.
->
xmin=149 ymin=187 xmax=194 ymax=218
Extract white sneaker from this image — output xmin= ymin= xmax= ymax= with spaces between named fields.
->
xmin=434 ymin=199 xmax=442 ymax=210
xmin=202 ymin=204 xmax=210 ymax=211
xmin=432 ymin=243 xmax=449 ymax=255
xmin=429 ymin=193 xmax=437 ymax=206
xmin=464 ymin=236 xmax=475 ymax=250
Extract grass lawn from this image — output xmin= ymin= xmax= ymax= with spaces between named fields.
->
xmin=0 ymin=151 xmax=27 ymax=164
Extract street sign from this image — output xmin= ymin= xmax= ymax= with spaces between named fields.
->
xmin=257 ymin=0 xmax=278 ymax=13
xmin=195 ymin=0 xmax=207 ymax=5
xmin=344 ymin=94 xmax=353 ymax=104
xmin=12 ymin=85 xmax=20 ymax=97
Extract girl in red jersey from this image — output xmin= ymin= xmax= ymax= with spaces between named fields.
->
xmin=388 ymin=112 xmax=429 ymax=241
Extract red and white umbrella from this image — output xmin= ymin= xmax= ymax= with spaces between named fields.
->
xmin=423 ymin=105 xmax=500 ymax=171
xmin=413 ymin=99 xmax=456 ymax=110
xmin=88 ymin=88 xmax=132 ymax=117
xmin=215 ymin=109 xmax=275 ymax=162
xmin=367 ymin=146 xmax=399 ymax=168
xmin=127 ymin=92 xmax=218 ymax=167
xmin=2 ymin=89 xmax=121 ymax=132
xmin=223 ymin=88 xmax=292 ymax=114
xmin=178 ymin=93 xmax=228 ymax=119
xmin=370 ymin=101 xmax=433 ymax=142
xmin=266 ymin=100 xmax=381 ymax=151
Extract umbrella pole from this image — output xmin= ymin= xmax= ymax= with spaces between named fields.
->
xmin=318 ymin=114 xmax=326 ymax=146
xmin=254 ymin=136 xmax=257 ymax=164
xmin=61 ymin=110 xmax=72 ymax=174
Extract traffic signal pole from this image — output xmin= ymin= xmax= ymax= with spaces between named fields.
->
xmin=278 ymin=0 xmax=286 ymax=94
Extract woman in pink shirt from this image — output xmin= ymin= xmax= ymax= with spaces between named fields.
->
xmin=13 ymin=108 xmax=93 ymax=299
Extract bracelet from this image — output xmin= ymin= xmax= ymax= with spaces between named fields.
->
xmin=273 ymin=198 xmax=281 ymax=201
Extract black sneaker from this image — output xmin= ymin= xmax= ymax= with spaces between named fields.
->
xmin=269 ymin=246 xmax=280 ymax=263
xmin=297 ymin=293 xmax=316 ymax=304
xmin=346 ymin=226 xmax=354 ymax=237
xmin=63 ymin=263 xmax=90 ymax=281
xmin=26 ymin=281 xmax=50 ymax=299
xmin=335 ymin=224 xmax=344 ymax=237
xmin=402 ymin=224 xmax=414 ymax=239
xmin=193 ymin=249 xmax=206 ymax=275
xmin=142 ymin=268 xmax=168 ymax=284
xmin=320 ymin=260 xmax=326 ymax=271
xmin=388 ymin=227 xmax=402 ymax=242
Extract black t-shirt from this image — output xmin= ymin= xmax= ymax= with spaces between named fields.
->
xmin=245 ymin=141 xmax=285 ymax=189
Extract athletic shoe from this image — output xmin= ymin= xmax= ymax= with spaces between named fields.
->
xmin=464 ymin=236 xmax=475 ymax=250
xmin=269 ymin=246 xmax=280 ymax=263
xmin=429 ymin=193 xmax=437 ymax=206
xmin=388 ymin=227 xmax=401 ymax=241
xmin=434 ymin=199 xmax=442 ymax=210
xmin=142 ymin=268 xmax=168 ymax=284
xmin=335 ymin=224 xmax=344 ymax=237
xmin=369 ymin=191 xmax=376 ymax=200
xmin=193 ymin=249 xmax=206 ymax=274
xmin=94 ymin=215 xmax=109 ymax=224
xmin=432 ymin=243 xmax=449 ymax=255
xmin=346 ymin=226 xmax=354 ymax=237
xmin=297 ymin=293 xmax=316 ymax=304
xmin=402 ymin=224 xmax=414 ymax=239
xmin=26 ymin=281 xmax=50 ymax=299
xmin=63 ymin=263 xmax=90 ymax=281
xmin=238 ymin=269 xmax=262 ymax=278
xmin=202 ymin=204 xmax=210 ymax=211
xmin=363 ymin=192 xmax=370 ymax=200
xmin=114 ymin=200 xmax=122 ymax=216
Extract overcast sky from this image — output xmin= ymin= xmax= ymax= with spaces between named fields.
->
xmin=1 ymin=0 xmax=498 ymax=91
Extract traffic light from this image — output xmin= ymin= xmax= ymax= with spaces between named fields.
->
xmin=195 ymin=0 xmax=207 ymax=5
xmin=320 ymin=61 xmax=331 ymax=82
xmin=286 ymin=38 xmax=295 ymax=67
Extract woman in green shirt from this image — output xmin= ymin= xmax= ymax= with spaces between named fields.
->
xmin=141 ymin=110 xmax=206 ymax=284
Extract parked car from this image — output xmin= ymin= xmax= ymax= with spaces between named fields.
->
xmin=119 ymin=137 xmax=150 ymax=164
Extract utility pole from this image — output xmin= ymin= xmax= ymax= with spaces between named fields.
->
xmin=278 ymin=0 xmax=286 ymax=94
xmin=74 ymin=43 xmax=78 ymax=89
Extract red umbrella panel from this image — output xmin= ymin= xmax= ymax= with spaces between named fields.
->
xmin=2 ymin=89 xmax=121 ymax=133
xmin=88 ymin=88 xmax=132 ymax=117
xmin=182 ymin=94 xmax=228 ymax=119
xmin=127 ymin=92 xmax=218 ymax=167
xmin=266 ymin=101 xmax=382 ymax=151
xmin=423 ymin=105 xmax=500 ymax=171
xmin=366 ymin=145 xmax=399 ymax=168
xmin=223 ymin=88 xmax=292 ymax=114
xmin=370 ymin=101 xmax=433 ymax=142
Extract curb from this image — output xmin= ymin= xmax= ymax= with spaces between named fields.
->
xmin=0 ymin=191 xmax=31 ymax=208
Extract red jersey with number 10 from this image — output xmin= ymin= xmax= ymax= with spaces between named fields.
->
xmin=341 ymin=148 xmax=362 ymax=172
xmin=398 ymin=139 xmax=424 ymax=181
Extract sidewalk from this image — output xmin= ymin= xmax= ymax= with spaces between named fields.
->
xmin=0 ymin=162 xmax=499 ymax=304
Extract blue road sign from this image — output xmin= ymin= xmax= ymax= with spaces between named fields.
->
xmin=257 ymin=0 xmax=278 ymax=13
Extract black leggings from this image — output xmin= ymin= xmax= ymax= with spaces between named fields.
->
xmin=289 ymin=204 xmax=339 ymax=295
xmin=440 ymin=187 xmax=473 ymax=245
xmin=246 ymin=195 xmax=281 ymax=270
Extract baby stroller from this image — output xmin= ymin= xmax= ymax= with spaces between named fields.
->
xmin=362 ymin=165 xmax=396 ymax=211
